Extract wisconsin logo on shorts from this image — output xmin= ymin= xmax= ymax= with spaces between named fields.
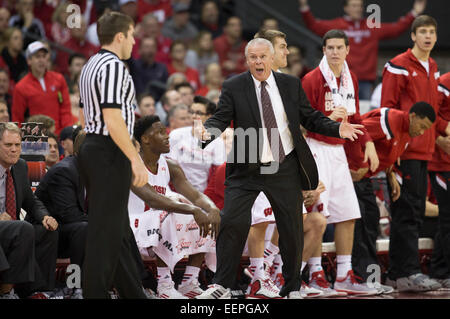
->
xmin=134 ymin=219 xmax=139 ymax=228
xmin=264 ymin=207 xmax=273 ymax=217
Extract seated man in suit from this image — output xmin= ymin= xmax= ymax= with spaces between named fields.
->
xmin=35 ymin=126 xmax=87 ymax=299
xmin=0 ymin=122 xmax=59 ymax=299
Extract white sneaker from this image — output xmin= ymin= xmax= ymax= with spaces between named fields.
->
xmin=195 ymin=284 xmax=231 ymax=299
xmin=334 ymin=270 xmax=378 ymax=296
xmin=246 ymin=278 xmax=282 ymax=299
xmin=0 ymin=289 xmax=19 ymax=299
xmin=396 ymin=273 xmax=442 ymax=292
xmin=157 ymin=281 xmax=188 ymax=299
xmin=143 ymin=288 xmax=159 ymax=299
xmin=178 ymin=280 xmax=204 ymax=299
xmin=300 ymin=281 xmax=323 ymax=298
xmin=287 ymin=290 xmax=303 ymax=299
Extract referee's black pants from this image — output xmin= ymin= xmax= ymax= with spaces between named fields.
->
xmin=388 ymin=160 xmax=427 ymax=280
xmin=212 ymin=152 xmax=304 ymax=297
xmin=428 ymin=171 xmax=450 ymax=279
xmin=352 ymin=178 xmax=380 ymax=281
xmin=79 ymin=135 xmax=145 ymax=299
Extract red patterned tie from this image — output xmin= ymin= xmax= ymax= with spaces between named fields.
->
xmin=261 ymin=81 xmax=285 ymax=163
xmin=5 ymin=169 xmax=16 ymax=220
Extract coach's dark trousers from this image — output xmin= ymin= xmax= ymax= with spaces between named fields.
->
xmin=212 ymin=152 xmax=304 ymax=297
xmin=352 ymin=178 xmax=380 ymax=281
xmin=79 ymin=135 xmax=145 ymax=299
xmin=428 ymin=171 xmax=450 ymax=279
xmin=0 ymin=221 xmax=58 ymax=297
xmin=388 ymin=160 xmax=427 ymax=280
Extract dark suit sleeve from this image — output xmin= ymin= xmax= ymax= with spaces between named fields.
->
xmin=45 ymin=167 xmax=86 ymax=224
xmin=202 ymin=83 xmax=235 ymax=147
xmin=17 ymin=161 xmax=49 ymax=224
xmin=297 ymin=80 xmax=341 ymax=138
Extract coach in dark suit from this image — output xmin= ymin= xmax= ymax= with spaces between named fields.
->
xmin=0 ymin=123 xmax=59 ymax=298
xmin=35 ymin=129 xmax=88 ymax=270
xmin=196 ymin=38 xmax=363 ymax=298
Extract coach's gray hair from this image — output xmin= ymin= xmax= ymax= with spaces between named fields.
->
xmin=244 ymin=38 xmax=274 ymax=57
xmin=0 ymin=122 xmax=21 ymax=140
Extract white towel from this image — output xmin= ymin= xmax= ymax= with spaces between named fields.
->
xmin=319 ymin=55 xmax=356 ymax=115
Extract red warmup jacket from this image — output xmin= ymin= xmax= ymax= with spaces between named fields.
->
xmin=301 ymin=8 xmax=415 ymax=82
xmin=12 ymin=71 xmax=73 ymax=134
xmin=346 ymin=108 xmax=411 ymax=177
xmin=203 ymin=162 xmax=226 ymax=210
xmin=381 ymin=48 xmax=448 ymax=161
xmin=429 ymin=73 xmax=450 ymax=172
xmin=302 ymin=67 xmax=371 ymax=147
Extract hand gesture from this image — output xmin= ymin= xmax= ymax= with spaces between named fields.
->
xmin=413 ymin=0 xmax=426 ymax=15
xmin=437 ymin=135 xmax=450 ymax=155
xmin=42 ymin=215 xmax=58 ymax=231
xmin=339 ymin=117 xmax=364 ymax=141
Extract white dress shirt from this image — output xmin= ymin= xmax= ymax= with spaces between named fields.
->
xmin=251 ymin=72 xmax=294 ymax=163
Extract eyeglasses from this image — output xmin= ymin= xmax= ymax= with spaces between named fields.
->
xmin=189 ymin=110 xmax=208 ymax=116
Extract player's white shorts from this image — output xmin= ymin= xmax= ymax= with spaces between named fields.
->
xmin=251 ymin=192 xmax=276 ymax=225
xmin=306 ymin=138 xmax=361 ymax=224
xmin=129 ymin=209 xmax=217 ymax=272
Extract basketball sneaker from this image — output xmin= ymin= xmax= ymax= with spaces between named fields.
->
xmin=300 ymin=281 xmax=324 ymax=298
xmin=334 ymin=270 xmax=379 ymax=296
xmin=246 ymin=278 xmax=283 ymax=299
xmin=157 ymin=281 xmax=188 ymax=299
xmin=195 ymin=284 xmax=231 ymax=299
xmin=309 ymin=270 xmax=347 ymax=297
xmin=178 ymin=280 xmax=204 ymax=299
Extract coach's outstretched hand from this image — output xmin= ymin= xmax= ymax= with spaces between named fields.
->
xmin=339 ymin=117 xmax=364 ymax=141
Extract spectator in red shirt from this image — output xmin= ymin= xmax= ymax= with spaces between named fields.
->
xmin=55 ymin=18 xmax=99 ymax=77
xmin=298 ymin=0 xmax=426 ymax=100
xmin=133 ymin=13 xmax=171 ymax=64
xmin=213 ymin=16 xmax=247 ymax=79
xmin=196 ymin=62 xmax=222 ymax=97
xmin=12 ymin=41 xmax=73 ymax=134
xmin=137 ymin=0 xmax=172 ymax=23
xmin=167 ymin=41 xmax=201 ymax=91
xmin=33 ymin=0 xmax=57 ymax=38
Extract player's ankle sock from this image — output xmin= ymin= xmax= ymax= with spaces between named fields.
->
xmin=263 ymin=242 xmax=280 ymax=267
xmin=308 ymin=257 xmax=323 ymax=281
xmin=336 ymin=255 xmax=352 ymax=279
xmin=249 ymin=257 xmax=265 ymax=281
xmin=157 ymin=267 xmax=172 ymax=284
xmin=272 ymin=254 xmax=283 ymax=276
xmin=180 ymin=266 xmax=200 ymax=286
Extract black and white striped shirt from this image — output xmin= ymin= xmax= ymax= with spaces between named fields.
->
xmin=79 ymin=49 xmax=135 ymax=137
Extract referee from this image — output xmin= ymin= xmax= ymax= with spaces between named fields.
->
xmin=78 ymin=12 xmax=148 ymax=299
